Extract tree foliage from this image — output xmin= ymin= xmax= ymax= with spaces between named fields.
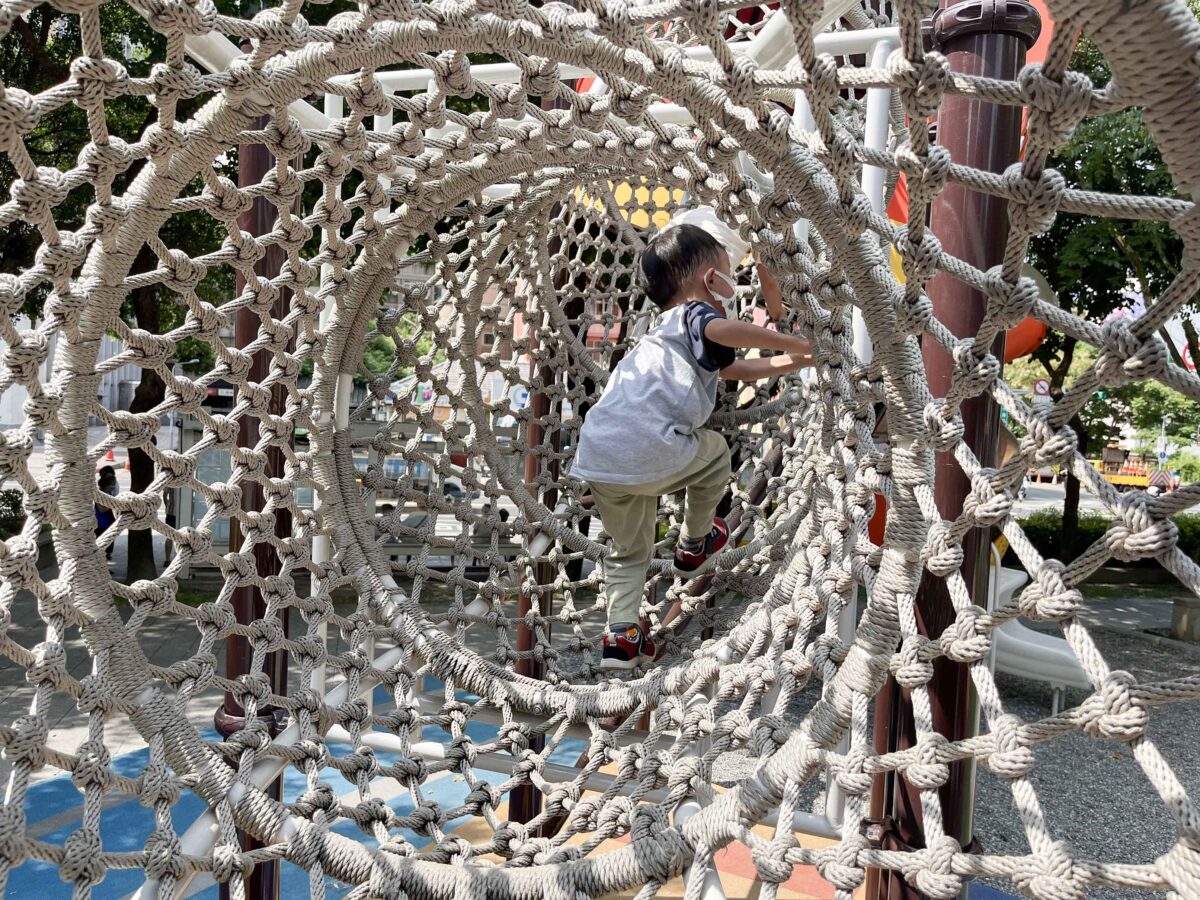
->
xmin=0 ymin=0 xmax=375 ymax=577
xmin=1127 ymin=382 xmax=1200 ymax=448
xmin=1023 ymin=15 xmax=1197 ymax=522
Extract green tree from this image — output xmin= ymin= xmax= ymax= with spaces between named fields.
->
xmin=0 ymin=5 xmax=236 ymax=579
xmin=0 ymin=0 xmax=368 ymax=579
xmin=1025 ymin=8 xmax=1197 ymax=543
xmin=1127 ymin=382 xmax=1200 ymax=449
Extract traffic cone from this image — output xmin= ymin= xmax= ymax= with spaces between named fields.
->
xmin=105 ymin=449 xmax=114 ymax=462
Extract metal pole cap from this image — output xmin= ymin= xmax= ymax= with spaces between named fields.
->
xmin=931 ymin=0 xmax=1043 ymax=50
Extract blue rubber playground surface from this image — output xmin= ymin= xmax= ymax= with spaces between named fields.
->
xmin=8 ymin=677 xmax=1017 ymax=899
xmin=10 ymin=680 xmax=587 ymax=898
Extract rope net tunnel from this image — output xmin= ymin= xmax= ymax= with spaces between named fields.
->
xmin=0 ymin=0 xmax=1198 ymax=896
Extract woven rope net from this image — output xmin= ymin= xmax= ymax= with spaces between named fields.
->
xmin=0 ymin=0 xmax=1198 ymax=896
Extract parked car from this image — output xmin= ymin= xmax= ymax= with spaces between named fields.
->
xmin=442 ymin=478 xmax=476 ymax=503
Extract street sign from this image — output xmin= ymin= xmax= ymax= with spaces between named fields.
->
xmin=1160 ymin=450 xmax=1169 ymax=464
xmin=1033 ymin=378 xmax=1050 ymax=396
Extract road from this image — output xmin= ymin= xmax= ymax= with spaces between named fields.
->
xmin=1011 ymin=480 xmax=1109 ymax=518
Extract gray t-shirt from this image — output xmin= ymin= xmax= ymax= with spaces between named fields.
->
xmin=572 ymin=302 xmax=733 ymax=486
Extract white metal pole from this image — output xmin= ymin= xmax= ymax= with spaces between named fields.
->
xmin=310 ymin=92 xmax=346 ymax=695
xmin=824 ymin=36 xmax=893 ymax=829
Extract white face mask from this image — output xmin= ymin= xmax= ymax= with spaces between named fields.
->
xmin=707 ymin=269 xmax=738 ymax=317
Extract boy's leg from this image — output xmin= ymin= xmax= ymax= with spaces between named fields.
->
xmin=588 ymin=483 xmax=659 ymax=626
xmin=661 ymin=429 xmax=732 ymax=542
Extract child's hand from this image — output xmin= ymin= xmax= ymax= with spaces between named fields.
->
xmin=756 ymin=262 xmax=786 ymax=322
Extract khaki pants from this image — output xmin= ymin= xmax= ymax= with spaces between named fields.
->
xmin=588 ymin=429 xmax=731 ymax=626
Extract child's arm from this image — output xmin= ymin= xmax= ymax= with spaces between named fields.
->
xmin=704 ymin=316 xmax=810 ymax=355
xmin=756 ymin=263 xmax=786 ymax=322
xmin=720 ymin=351 xmax=810 ymax=382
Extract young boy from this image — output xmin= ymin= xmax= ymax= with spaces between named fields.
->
xmin=571 ymin=223 xmax=811 ymax=669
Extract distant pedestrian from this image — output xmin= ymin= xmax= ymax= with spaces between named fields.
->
xmin=95 ymin=466 xmax=118 ymax=559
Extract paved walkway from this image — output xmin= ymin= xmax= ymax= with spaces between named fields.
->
xmin=1076 ymin=581 xmax=1181 ymax=635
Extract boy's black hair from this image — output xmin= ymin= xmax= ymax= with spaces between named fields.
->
xmin=640 ymin=223 xmax=725 ymax=308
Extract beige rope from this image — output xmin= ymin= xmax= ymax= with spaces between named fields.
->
xmin=0 ymin=0 xmax=1195 ymax=896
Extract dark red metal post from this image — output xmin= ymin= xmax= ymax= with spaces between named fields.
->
xmin=509 ymin=292 xmax=554 ymax=826
xmin=867 ymin=4 xmax=1039 ymax=898
xmin=214 ymin=117 xmax=294 ymax=900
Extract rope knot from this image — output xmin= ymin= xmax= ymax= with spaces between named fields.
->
xmin=1080 ymin=670 xmax=1147 ymax=741
xmin=612 ymin=82 xmax=652 ymax=121
xmin=750 ymin=714 xmax=790 ymax=756
xmin=60 ymin=829 xmax=105 ymax=886
xmin=895 ymin=288 xmax=940 ymax=339
xmin=1018 ymin=559 xmax=1081 ymax=621
xmin=952 ymin=337 xmax=1001 ymax=397
xmin=1014 ymin=840 xmax=1084 ymax=900
xmin=986 ymin=713 xmax=1035 ymax=779
xmin=983 ymin=267 xmax=1040 ymax=329
xmin=817 ymin=833 xmax=867 ymax=890
xmin=965 ymin=468 xmax=1013 ymax=525
xmin=781 ymin=646 xmax=813 ymax=683
xmin=1106 ymin=508 xmax=1178 ymax=563
xmin=894 ymin=224 xmax=943 ymax=286
xmin=834 ymin=746 xmax=876 ymax=797
xmin=923 ymin=521 xmax=964 ymax=576
xmin=144 ymin=831 xmax=186 ymax=880
xmin=293 ymin=783 xmax=338 ymax=819
xmin=1096 ymin=318 xmax=1169 ymax=385
xmin=70 ymin=739 xmax=112 ymax=792
xmin=144 ymin=0 xmax=218 ymax=35
xmin=1022 ymin=414 xmax=1077 ymax=468
xmin=521 ymin=56 xmax=560 ymax=98
xmin=1003 ymin=163 xmax=1065 ymax=236
xmin=905 ymin=733 xmax=950 ymax=789
xmin=148 ymin=62 xmax=205 ymax=103
xmin=1019 ymin=65 xmax=1093 ymax=146
xmin=7 ymin=714 xmax=47 ymax=768
xmin=923 ymin=399 xmax=965 ymax=452
xmin=753 ymin=847 xmax=793 ymax=884
xmin=597 ymin=795 xmax=634 ymax=836
xmin=888 ymin=50 xmax=950 ymax=119
xmin=11 ymin=166 xmax=70 ymax=217
xmin=138 ymin=761 xmax=181 ymax=807
xmin=1156 ymin=834 xmax=1200 ymax=900
xmin=944 ymin=605 xmax=991 ymax=663
xmin=895 ymin=144 xmax=951 ymax=205
xmin=70 ymin=55 xmax=128 ymax=103
xmin=911 ymin=834 xmax=963 ymax=899
xmin=0 ymin=88 xmax=37 ymax=151
xmin=29 ymin=641 xmax=68 ymax=693
xmin=212 ymin=843 xmax=251 ymax=883
xmin=249 ymin=7 xmax=309 ymax=52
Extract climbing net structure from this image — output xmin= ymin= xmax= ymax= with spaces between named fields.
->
xmin=0 ymin=0 xmax=1197 ymax=896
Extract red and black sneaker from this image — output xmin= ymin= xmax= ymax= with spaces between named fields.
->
xmin=673 ymin=517 xmax=729 ymax=574
xmin=601 ymin=623 xmax=656 ymax=671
